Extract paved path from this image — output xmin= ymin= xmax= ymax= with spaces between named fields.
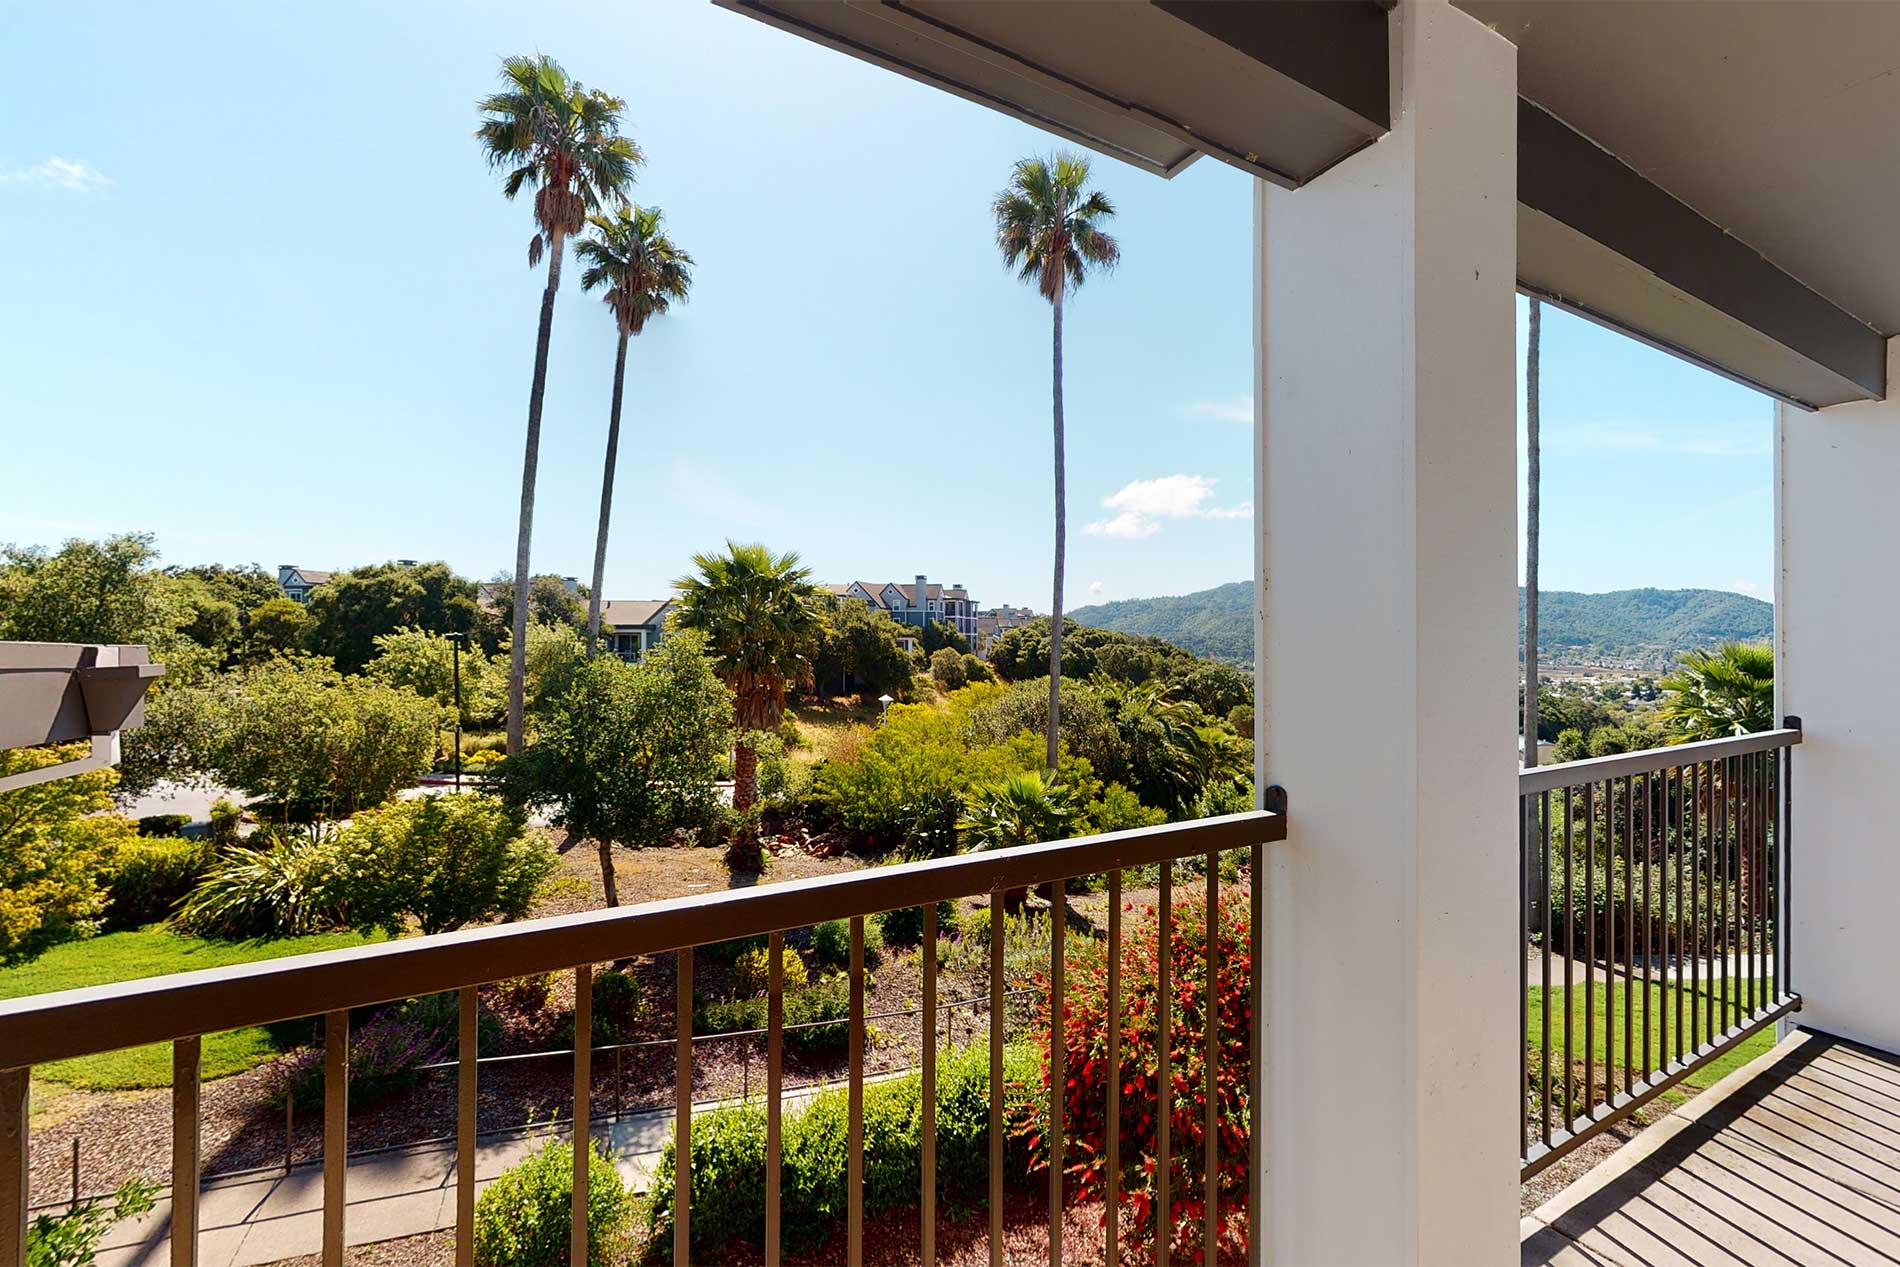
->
xmin=96 ymin=1072 xmax=905 ymax=1267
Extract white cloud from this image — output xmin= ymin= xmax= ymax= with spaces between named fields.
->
xmin=1088 ymin=580 xmax=1105 ymax=597
xmin=1730 ymin=578 xmax=1768 ymax=598
xmin=1085 ymin=474 xmax=1249 ymax=539
xmin=1186 ymin=397 xmax=1252 ymax=424
xmin=4 ymin=157 xmax=111 ymax=192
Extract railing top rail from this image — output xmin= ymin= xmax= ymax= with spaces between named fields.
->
xmin=1519 ymin=726 xmax=1801 ymax=795
xmin=0 ymin=808 xmax=1282 ymax=1070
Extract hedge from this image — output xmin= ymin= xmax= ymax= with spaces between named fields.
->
xmin=645 ymin=1041 xmax=1039 ymax=1259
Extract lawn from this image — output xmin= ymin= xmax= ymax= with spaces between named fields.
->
xmin=784 ymin=696 xmax=885 ymax=767
xmin=0 ymin=925 xmax=386 ymax=1089
xmin=1526 ymin=975 xmax=1775 ymax=1106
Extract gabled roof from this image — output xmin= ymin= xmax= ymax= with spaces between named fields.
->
xmin=284 ymin=568 xmax=331 ymax=587
xmin=600 ymin=599 xmax=671 ymax=630
xmin=824 ymin=582 xmax=888 ymax=610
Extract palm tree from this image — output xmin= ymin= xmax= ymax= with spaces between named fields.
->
xmin=1523 ymin=297 xmax=1542 ymax=769
xmin=1659 ymin=642 xmax=1775 ymax=740
xmin=576 ymin=205 xmax=694 ymax=656
xmin=993 ymin=153 xmax=1120 ymax=770
xmin=960 ymin=770 xmax=1077 ymax=907
xmin=672 ymin=542 xmax=822 ymax=871
xmin=477 ymin=54 xmax=643 ymax=754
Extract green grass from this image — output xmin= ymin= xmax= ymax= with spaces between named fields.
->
xmin=0 ymin=925 xmax=386 ymax=1089
xmin=1527 ymin=975 xmax=1775 ymax=1105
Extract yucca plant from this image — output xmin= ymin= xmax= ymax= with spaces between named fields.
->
xmin=174 ymin=825 xmax=347 ymax=939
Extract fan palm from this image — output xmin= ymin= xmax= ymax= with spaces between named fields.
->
xmin=576 ymin=205 xmax=694 ymax=655
xmin=960 ymin=770 xmax=1077 ymax=906
xmin=672 ymin=543 xmax=822 ymax=870
xmin=992 ymin=153 xmax=1120 ymax=770
xmin=1659 ymin=641 xmax=1776 ymax=740
xmin=477 ymin=53 xmax=643 ymax=753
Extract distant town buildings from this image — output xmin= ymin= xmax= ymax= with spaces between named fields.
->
xmin=823 ymin=574 xmax=979 ymax=644
xmin=974 ymin=604 xmax=1037 ymax=655
xmin=598 ymin=598 xmax=673 ymax=661
xmin=276 ymin=565 xmax=333 ymax=604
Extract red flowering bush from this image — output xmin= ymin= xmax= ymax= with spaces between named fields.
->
xmin=1018 ymin=881 xmax=1253 ymax=1265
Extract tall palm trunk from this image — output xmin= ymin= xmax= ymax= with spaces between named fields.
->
xmin=586 ymin=325 xmax=631 ymax=656
xmin=507 ymin=228 xmax=566 ymax=756
xmin=729 ymin=741 xmax=762 ymax=873
xmin=1046 ymin=285 xmax=1065 ymax=772
xmin=1523 ymin=297 xmax=1541 ymax=767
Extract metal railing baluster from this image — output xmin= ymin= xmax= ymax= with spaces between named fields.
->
xmin=1540 ymin=790 xmax=1552 ymax=1148
xmin=1205 ymin=852 xmax=1220 ymax=1263
xmin=323 ymin=1009 xmax=348 ymax=1266
xmin=675 ymin=950 xmax=692 ymax=1267
xmin=572 ymin=963 xmax=592 ymax=1267
xmin=1050 ymin=884 xmax=1065 ymax=1267
xmin=766 ymin=932 xmax=784 ymax=1267
xmin=922 ymin=908 xmax=937 ymax=1267
xmin=2 ymin=1065 xmax=25 ymax=1267
xmin=1107 ymin=870 xmax=1122 ymax=1267
xmin=1622 ymin=775 xmax=1633 ymax=1097
xmin=989 ymin=891 xmax=1004 ymax=1267
xmin=1563 ymin=788 xmax=1573 ymax=1129
xmin=457 ymin=988 xmax=476 ymax=1266
xmin=1157 ymin=862 xmax=1173 ymax=1267
xmin=171 ymin=1037 xmax=201 ymax=1267
xmin=1520 ymin=791 xmax=1530 ymax=1154
xmin=1689 ymin=764 xmax=1700 ymax=1058
xmin=848 ymin=916 xmax=865 ymax=1267
xmin=1584 ymin=780 xmax=1595 ymax=1117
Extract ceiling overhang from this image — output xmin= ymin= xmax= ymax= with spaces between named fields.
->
xmin=718 ymin=0 xmax=1892 ymax=408
xmin=714 ymin=0 xmax=1391 ymax=187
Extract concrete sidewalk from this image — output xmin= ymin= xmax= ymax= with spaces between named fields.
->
xmin=96 ymin=1072 xmax=902 ymax=1267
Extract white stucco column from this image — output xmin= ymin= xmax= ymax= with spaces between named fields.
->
xmin=1254 ymin=4 xmax=1518 ymax=1262
xmin=1775 ymin=337 xmax=1900 ymax=1055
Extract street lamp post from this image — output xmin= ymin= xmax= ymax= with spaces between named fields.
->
xmin=446 ymin=632 xmax=465 ymax=792
xmin=877 ymin=693 xmax=894 ymax=726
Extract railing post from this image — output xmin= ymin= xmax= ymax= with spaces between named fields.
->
xmin=675 ymin=949 xmax=692 ymax=1267
xmin=172 ymin=1037 xmax=202 ymax=1267
xmin=323 ymin=1010 xmax=348 ymax=1266
xmin=921 ymin=905 xmax=937 ymax=1267
xmin=457 ymin=987 xmax=477 ymax=1267
xmin=848 ymin=915 xmax=865 ymax=1267
xmin=766 ymin=932 xmax=783 ymax=1267
xmin=572 ymin=963 xmax=591 ymax=1267
xmin=1 ymin=1066 xmax=26 ymax=1267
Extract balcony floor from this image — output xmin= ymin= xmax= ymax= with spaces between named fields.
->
xmin=1522 ymin=1029 xmax=1900 ymax=1266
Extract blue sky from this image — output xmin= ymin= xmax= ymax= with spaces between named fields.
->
xmin=0 ymin=1 xmax=1772 ymax=609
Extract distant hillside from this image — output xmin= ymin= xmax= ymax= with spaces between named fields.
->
xmin=1070 ymin=582 xmax=1771 ymax=669
xmin=1069 ymin=582 xmax=1254 ymax=663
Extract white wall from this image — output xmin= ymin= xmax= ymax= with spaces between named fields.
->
xmin=1776 ymin=336 xmax=1900 ymax=1054
xmin=1256 ymin=4 xmax=1519 ymax=1262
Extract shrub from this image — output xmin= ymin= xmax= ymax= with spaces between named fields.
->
xmin=929 ymin=647 xmax=967 ymax=691
xmin=104 ymin=836 xmax=211 ymax=929
xmin=266 ymin=998 xmax=458 ymax=1111
xmin=733 ymin=945 xmax=808 ymax=996
xmin=556 ymin=969 xmax=646 ymax=1047
xmin=136 ymin=813 xmax=192 ymax=837
xmin=474 ymin=1136 xmax=632 ymax=1267
xmin=1024 ymin=887 xmax=1255 ymax=1264
xmin=27 ymin=1179 xmax=157 ymax=1267
xmin=705 ymin=973 xmax=853 ymax=1057
xmin=960 ymin=653 xmax=992 ymax=684
xmin=704 ymin=933 xmax=769 ymax=967
xmin=491 ymin=972 xmax=557 ymax=1013
xmin=0 ymin=744 xmax=137 ymax=964
xmin=646 ymin=1042 xmax=1037 ymax=1258
xmin=874 ymin=901 xmax=959 ymax=948
xmin=811 ymin=919 xmax=850 ymax=969
xmin=333 ymin=793 xmax=556 ymax=936
xmin=208 ymin=797 xmax=242 ymax=847
xmin=174 ymin=826 xmax=348 ymax=939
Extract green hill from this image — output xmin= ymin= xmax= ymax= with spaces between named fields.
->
xmin=1069 ymin=583 xmax=1771 ymax=668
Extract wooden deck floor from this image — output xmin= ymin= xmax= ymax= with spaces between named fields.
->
xmin=1523 ymin=1029 xmax=1900 ymax=1266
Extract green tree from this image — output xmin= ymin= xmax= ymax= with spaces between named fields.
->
xmin=244 ymin=596 xmax=314 ymax=661
xmin=992 ymin=153 xmax=1120 ymax=770
xmin=0 ymin=745 xmax=139 ymax=964
xmin=810 ymin=595 xmax=912 ymax=698
xmin=335 ymin=793 xmax=556 ymax=934
xmin=0 ymin=533 xmax=181 ymax=646
xmin=304 ymin=561 xmax=480 ymax=673
xmin=1659 ymin=641 xmax=1775 ymax=740
xmin=672 ymin=543 xmax=822 ymax=871
xmin=499 ymin=636 xmax=732 ymax=905
xmin=477 ymin=54 xmax=643 ymax=756
xmin=170 ymin=577 xmax=242 ymax=666
xmin=479 ymin=575 xmax=588 ymax=645
xmin=368 ymin=626 xmax=506 ymax=727
xmin=921 ymin=620 xmax=969 ymax=656
xmin=576 ymin=204 xmax=693 ymax=653
xmin=522 ymin=619 xmax=587 ymax=720
xmin=168 ymin=563 xmax=281 ymax=614
xmin=930 ymin=646 xmax=967 ymax=690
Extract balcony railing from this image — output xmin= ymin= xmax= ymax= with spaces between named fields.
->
xmin=1519 ymin=722 xmax=1802 ymax=1178
xmin=0 ymin=807 xmax=1285 ymax=1266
